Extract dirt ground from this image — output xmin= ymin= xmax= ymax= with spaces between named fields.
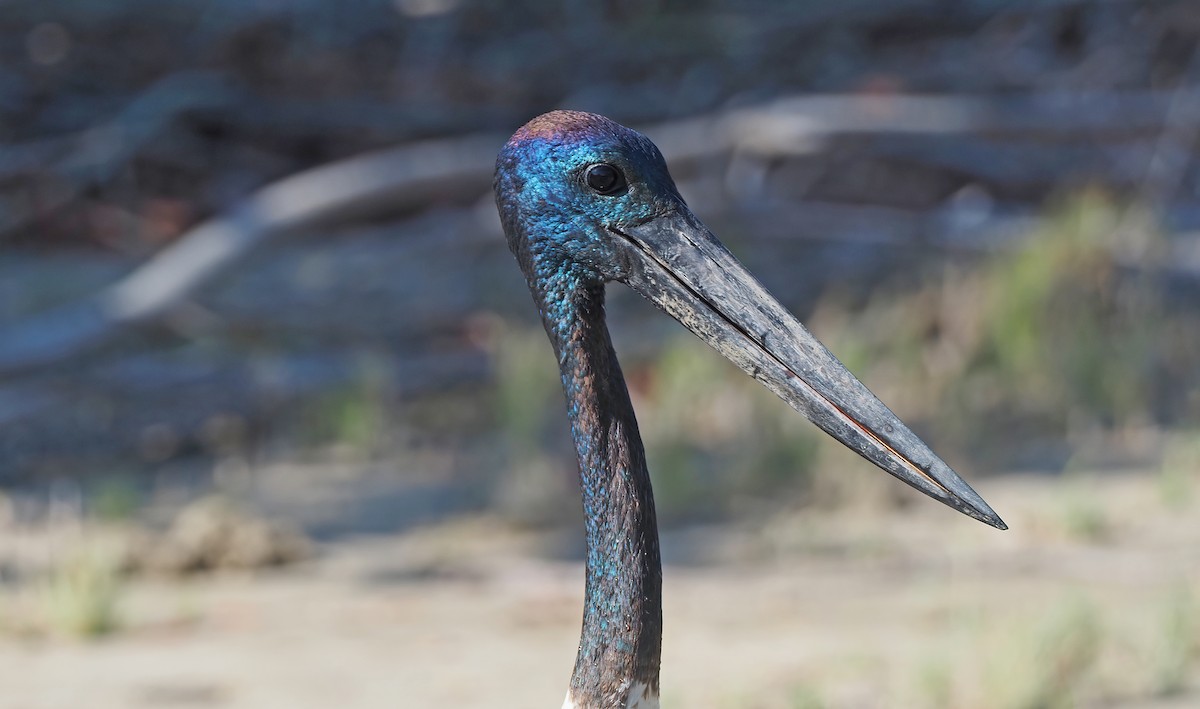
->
xmin=1 ymin=470 xmax=1199 ymax=709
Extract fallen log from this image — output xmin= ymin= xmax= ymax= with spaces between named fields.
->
xmin=3 ymin=89 xmax=1198 ymax=380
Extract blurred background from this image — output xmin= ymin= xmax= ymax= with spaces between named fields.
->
xmin=2 ymin=1 xmax=1200 ymax=707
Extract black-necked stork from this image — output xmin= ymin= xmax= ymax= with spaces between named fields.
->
xmin=493 ymin=111 xmax=1006 ymax=709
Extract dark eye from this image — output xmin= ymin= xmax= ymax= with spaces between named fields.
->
xmin=585 ymin=163 xmax=625 ymax=195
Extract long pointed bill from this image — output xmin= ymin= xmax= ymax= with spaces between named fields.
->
xmin=611 ymin=207 xmax=1006 ymax=530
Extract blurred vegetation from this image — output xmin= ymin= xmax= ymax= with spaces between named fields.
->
xmin=0 ymin=2 xmax=1198 ymax=706
xmin=915 ymin=658 xmax=955 ymax=709
xmin=654 ymin=572 xmax=1200 ymax=708
xmin=1152 ymin=584 xmax=1197 ymax=697
xmin=481 ymin=190 xmax=1199 ymax=525
xmin=39 ymin=549 xmax=123 ymax=639
xmin=785 ymin=685 xmax=827 ymax=709
xmin=1056 ymin=481 xmax=1111 ymax=543
xmin=489 ymin=317 xmax=824 ymax=526
xmin=1016 ymin=597 xmax=1104 ymax=709
xmin=87 ymin=474 xmax=144 ymax=523
xmin=490 ymin=326 xmax=572 ymax=526
xmin=810 ymin=191 xmax=1195 ymax=463
xmin=633 ymin=337 xmax=820 ymax=523
xmin=958 ymin=596 xmax=1105 ymax=709
xmin=1159 ymin=430 xmax=1200 ymax=509
xmin=297 ymin=353 xmax=395 ymax=455
xmin=2 ymin=0 xmax=1198 ymax=506
xmin=970 ymin=196 xmax=1163 ymax=434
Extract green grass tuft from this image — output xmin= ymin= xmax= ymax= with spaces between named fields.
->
xmin=915 ymin=657 xmax=954 ymax=709
xmin=983 ymin=596 xmax=1104 ymax=709
xmin=1057 ymin=481 xmax=1111 ymax=543
xmin=88 ymin=474 xmax=143 ymax=522
xmin=1159 ymin=432 xmax=1200 ymax=510
xmin=787 ymin=682 xmax=826 ymax=709
xmin=40 ymin=550 xmax=123 ymax=639
xmin=1151 ymin=584 xmax=1196 ymax=697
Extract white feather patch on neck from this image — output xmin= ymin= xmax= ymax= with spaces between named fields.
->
xmin=561 ymin=681 xmax=658 ymax=709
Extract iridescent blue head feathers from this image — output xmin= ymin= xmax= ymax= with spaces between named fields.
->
xmin=494 ymin=110 xmax=681 ymax=287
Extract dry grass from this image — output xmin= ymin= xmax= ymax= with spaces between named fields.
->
xmin=0 ymin=469 xmax=1196 ymax=708
xmin=39 ymin=550 xmax=123 ymax=639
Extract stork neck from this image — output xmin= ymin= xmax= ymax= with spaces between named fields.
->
xmin=539 ymin=279 xmax=662 ymax=709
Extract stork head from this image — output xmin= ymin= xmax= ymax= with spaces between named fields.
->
xmin=494 ymin=110 xmax=1006 ymax=530
xmin=494 ymin=110 xmax=683 ymax=285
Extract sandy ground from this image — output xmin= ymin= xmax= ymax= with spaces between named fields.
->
xmin=1 ymin=471 xmax=1199 ymax=709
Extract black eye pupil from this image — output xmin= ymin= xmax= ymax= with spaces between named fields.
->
xmin=586 ymin=164 xmax=624 ymax=194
